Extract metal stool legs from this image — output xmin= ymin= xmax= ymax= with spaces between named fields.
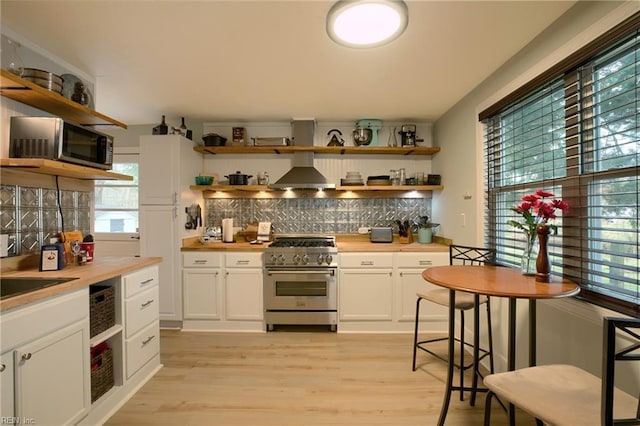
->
xmin=412 ymin=295 xmax=494 ymax=401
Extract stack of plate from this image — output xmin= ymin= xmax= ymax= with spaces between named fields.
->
xmin=22 ymin=68 xmax=63 ymax=95
xmin=341 ymin=171 xmax=364 ymax=186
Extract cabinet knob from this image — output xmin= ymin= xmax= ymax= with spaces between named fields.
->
xmin=21 ymin=353 xmax=32 ymax=361
xmin=0 ymin=364 xmax=5 ymax=372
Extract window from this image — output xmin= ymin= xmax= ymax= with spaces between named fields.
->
xmin=482 ymin=16 xmax=639 ymax=317
xmin=94 ymin=153 xmax=139 ymax=233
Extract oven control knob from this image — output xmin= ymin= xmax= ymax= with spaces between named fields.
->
xmin=269 ymin=254 xmax=278 ymax=264
xmin=301 ymin=254 xmax=309 ymax=265
xmin=292 ymin=254 xmax=301 ymax=264
xmin=325 ymin=254 xmax=333 ymax=265
xmin=317 ymin=254 xmax=325 ymax=265
xmin=277 ymin=254 xmax=286 ymax=264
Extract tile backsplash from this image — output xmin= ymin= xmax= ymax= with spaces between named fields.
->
xmin=0 ymin=184 xmax=91 ymax=256
xmin=205 ymin=197 xmax=431 ymax=234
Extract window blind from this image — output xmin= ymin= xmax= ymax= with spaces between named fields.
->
xmin=483 ymin=25 xmax=639 ymax=316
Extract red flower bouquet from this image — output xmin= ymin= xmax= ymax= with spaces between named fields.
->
xmin=508 ymin=189 xmax=569 ymax=237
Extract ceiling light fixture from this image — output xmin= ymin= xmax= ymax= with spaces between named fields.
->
xmin=326 ymin=0 xmax=408 ymax=48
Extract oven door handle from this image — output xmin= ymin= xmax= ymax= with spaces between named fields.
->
xmin=266 ymin=270 xmax=335 ymax=276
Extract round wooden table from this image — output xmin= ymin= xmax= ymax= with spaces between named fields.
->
xmin=422 ymin=265 xmax=580 ymax=426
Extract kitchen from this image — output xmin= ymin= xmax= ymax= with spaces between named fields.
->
xmin=1 ymin=1 xmax=639 ymax=425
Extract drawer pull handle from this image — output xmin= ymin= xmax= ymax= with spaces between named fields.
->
xmin=142 ymin=335 xmax=155 ymax=345
xmin=0 ymin=364 xmax=5 ymax=372
xmin=21 ymin=353 xmax=32 ymax=361
xmin=140 ymin=278 xmax=154 ymax=285
xmin=361 ymin=261 xmax=374 ymax=266
xmin=141 ymin=299 xmax=154 ymax=308
xmin=419 ymin=261 xmax=433 ymax=266
xmin=236 ymin=260 xmax=250 ymax=265
xmin=194 ymin=259 xmax=208 ymax=264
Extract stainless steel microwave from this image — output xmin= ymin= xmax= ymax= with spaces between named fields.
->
xmin=9 ymin=116 xmax=114 ymax=170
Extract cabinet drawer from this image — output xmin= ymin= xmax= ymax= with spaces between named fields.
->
xmin=125 ymin=286 xmax=159 ymax=337
xmin=225 ymin=252 xmax=262 ymax=268
xmin=183 ymin=252 xmax=222 ymax=268
xmin=395 ymin=252 xmax=449 ymax=268
xmin=339 ymin=252 xmax=393 ymax=268
xmin=126 ymin=321 xmax=159 ymax=379
xmin=123 ymin=266 xmax=159 ymax=298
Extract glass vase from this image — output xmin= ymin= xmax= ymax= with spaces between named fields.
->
xmin=521 ymin=234 xmax=538 ymax=276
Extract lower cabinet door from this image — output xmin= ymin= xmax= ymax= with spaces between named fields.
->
xmin=225 ymin=269 xmax=263 ymax=321
xmin=14 ymin=321 xmax=89 ymax=425
xmin=1 ymin=351 xmax=14 ymax=418
xmin=338 ymin=269 xmax=394 ymax=321
xmin=183 ymin=268 xmax=222 ymax=320
xmin=126 ymin=321 xmax=160 ymax=379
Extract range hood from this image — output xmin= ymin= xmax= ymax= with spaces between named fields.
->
xmin=269 ymin=120 xmax=335 ymax=190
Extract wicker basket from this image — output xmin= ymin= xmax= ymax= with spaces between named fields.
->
xmin=90 ymin=347 xmax=114 ymax=402
xmin=89 ymin=286 xmax=115 ymax=338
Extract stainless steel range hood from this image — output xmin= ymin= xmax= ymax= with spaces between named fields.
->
xmin=269 ymin=120 xmax=335 ymax=190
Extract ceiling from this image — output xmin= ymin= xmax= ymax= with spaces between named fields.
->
xmin=1 ymin=1 xmax=576 ymax=126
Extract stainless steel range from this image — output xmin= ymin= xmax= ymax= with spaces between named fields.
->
xmin=263 ymin=236 xmax=338 ymax=331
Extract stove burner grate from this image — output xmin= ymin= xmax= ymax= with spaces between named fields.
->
xmin=268 ymin=237 xmax=336 ymax=248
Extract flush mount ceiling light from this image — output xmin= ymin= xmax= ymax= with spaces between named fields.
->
xmin=327 ymin=0 xmax=408 ymax=48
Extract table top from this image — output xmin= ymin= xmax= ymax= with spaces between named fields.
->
xmin=422 ymin=265 xmax=580 ymax=299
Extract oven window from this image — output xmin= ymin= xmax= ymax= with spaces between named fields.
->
xmin=276 ymin=281 xmax=328 ymax=297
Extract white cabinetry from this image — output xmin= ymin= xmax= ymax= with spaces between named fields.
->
xmin=225 ymin=253 xmax=263 ymax=323
xmin=182 ymin=252 xmax=223 ymax=320
xmin=0 ymin=289 xmax=90 ymax=425
xmin=338 ymin=251 xmax=449 ymax=332
xmin=122 ymin=266 xmax=160 ymax=379
xmin=139 ymin=135 xmax=202 ymax=324
xmin=79 ymin=264 xmax=161 ymax=426
xmin=396 ymin=253 xmax=449 ymax=332
xmin=181 ymin=252 xmax=264 ymax=332
xmin=139 ymin=205 xmax=177 ymax=321
xmin=339 ymin=253 xmax=394 ymax=323
xmin=15 ymin=321 xmax=88 ymax=424
xmin=0 ymin=351 xmax=14 ymax=418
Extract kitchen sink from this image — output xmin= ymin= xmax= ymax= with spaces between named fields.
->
xmin=0 ymin=277 xmax=76 ymax=300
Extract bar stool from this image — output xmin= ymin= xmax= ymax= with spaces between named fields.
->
xmin=412 ymin=244 xmax=496 ymax=404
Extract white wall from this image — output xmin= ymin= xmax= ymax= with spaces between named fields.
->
xmin=432 ymin=0 xmax=640 ymax=395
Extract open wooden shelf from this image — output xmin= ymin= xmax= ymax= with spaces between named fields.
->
xmin=0 ymin=158 xmax=134 ymax=180
xmin=191 ymin=184 xmax=443 ymax=192
xmin=194 ymin=145 xmax=440 ymax=156
xmin=336 ymin=185 xmax=444 ymax=191
xmin=1 ymin=69 xmax=127 ymax=129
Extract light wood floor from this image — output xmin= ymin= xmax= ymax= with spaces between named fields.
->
xmin=106 ymin=328 xmax=536 ymax=425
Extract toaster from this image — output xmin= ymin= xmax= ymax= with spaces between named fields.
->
xmin=370 ymin=227 xmax=393 ymax=243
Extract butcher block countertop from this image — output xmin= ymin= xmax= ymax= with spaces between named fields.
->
xmin=0 ymin=256 xmax=162 ymax=312
xmin=181 ymin=234 xmax=451 ymax=253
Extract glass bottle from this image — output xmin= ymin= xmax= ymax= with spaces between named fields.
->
xmin=153 ymin=115 xmax=168 ymax=135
